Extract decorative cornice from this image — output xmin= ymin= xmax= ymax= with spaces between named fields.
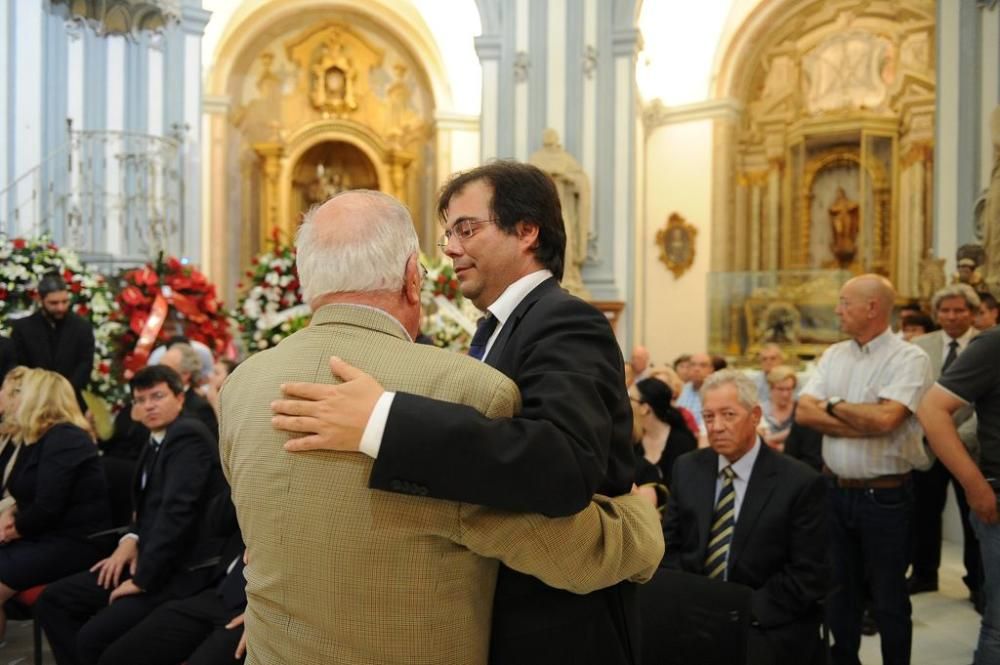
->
xmin=642 ymin=98 xmax=745 ymax=131
xmin=180 ymin=5 xmax=212 ymax=35
xmin=433 ymin=111 xmax=480 ymax=132
xmin=51 ymin=0 xmax=182 ymax=40
xmin=611 ymin=28 xmax=640 ymax=57
xmin=474 ymin=34 xmax=502 ymax=61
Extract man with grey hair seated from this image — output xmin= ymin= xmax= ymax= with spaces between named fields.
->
xmin=159 ymin=343 xmax=218 ymax=440
xmin=663 ymin=369 xmax=829 ymax=665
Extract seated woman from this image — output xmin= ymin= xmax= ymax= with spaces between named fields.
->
xmin=0 ymin=367 xmax=28 ymax=514
xmin=759 ymin=365 xmax=798 ymax=452
xmin=0 ymin=368 xmax=111 ymax=640
xmin=630 ymin=378 xmax=698 ymax=492
xmin=649 ymin=365 xmax=700 ymax=437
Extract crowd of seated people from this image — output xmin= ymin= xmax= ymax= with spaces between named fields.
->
xmin=0 ymin=339 xmax=247 ymax=664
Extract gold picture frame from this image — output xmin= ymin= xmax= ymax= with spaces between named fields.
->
xmin=656 ymin=212 xmax=697 ymax=279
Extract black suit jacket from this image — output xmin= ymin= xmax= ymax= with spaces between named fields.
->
xmin=7 ymin=423 xmax=111 ymax=540
xmin=663 ymin=443 xmax=829 ymax=665
xmin=373 ymin=277 xmax=638 ymax=665
xmin=11 ymin=310 xmax=95 ymax=401
xmin=128 ymin=417 xmax=225 ymax=594
xmin=0 ymin=335 xmax=15 ymax=382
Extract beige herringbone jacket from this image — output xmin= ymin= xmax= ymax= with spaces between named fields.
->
xmin=220 ymin=305 xmax=663 ymax=665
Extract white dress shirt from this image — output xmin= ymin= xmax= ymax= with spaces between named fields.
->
xmin=715 ymin=438 xmax=762 ymax=522
xmin=800 ymin=327 xmax=933 ymax=478
xmin=359 ymin=270 xmax=554 ymax=458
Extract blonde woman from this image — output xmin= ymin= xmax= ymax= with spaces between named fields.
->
xmin=759 ymin=365 xmax=798 ymax=451
xmin=0 ymin=367 xmax=28 ymax=514
xmin=0 ymin=369 xmax=111 ymax=640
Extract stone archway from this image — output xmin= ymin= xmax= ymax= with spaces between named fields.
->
xmin=204 ymin=0 xmax=451 ymax=299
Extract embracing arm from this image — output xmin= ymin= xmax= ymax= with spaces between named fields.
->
xmin=459 ymin=492 xmax=664 ymax=594
xmin=372 ymin=300 xmax=629 ymax=516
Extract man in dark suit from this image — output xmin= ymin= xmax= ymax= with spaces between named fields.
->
xmin=663 ymin=369 xmax=829 ymax=665
xmin=95 ymin=494 xmax=246 ymax=665
xmin=36 ymin=365 xmax=226 ymax=665
xmin=10 ymin=273 xmax=94 ymax=409
xmin=0 ymin=336 xmax=15 ymax=381
xmin=909 ymin=284 xmax=982 ymax=605
xmin=271 ymin=162 xmax=639 ymax=664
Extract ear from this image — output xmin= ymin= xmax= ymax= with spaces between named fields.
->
xmin=403 ymin=254 xmax=422 ymax=305
xmin=516 ymin=221 xmax=540 ymax=250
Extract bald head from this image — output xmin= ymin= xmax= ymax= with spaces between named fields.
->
xmin=630 ymin=346 xmax=650 ymax=374
xmin=836 ymin=273 xmax=897 ymax=343
xmin=296 ymin=190 xmax=419 ymax=304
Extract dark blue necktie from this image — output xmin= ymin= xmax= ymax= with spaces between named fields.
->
xmin=468 ymin=313 xmax=498 ymax=361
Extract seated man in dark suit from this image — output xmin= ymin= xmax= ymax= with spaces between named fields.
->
xmin=96 ymin=493 xmax=246 ymax=665
xmin=36 ymin=365 xmax=226 ymax=665
xmin=663 ymin=369 xmax=829 ymax=665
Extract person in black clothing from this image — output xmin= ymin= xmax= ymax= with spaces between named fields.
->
xmin=630 ymin=377 xmax=697 ymax=494
xmin=96 ymin=493 xmax=246 ymax=665
xmin=0 ymin=369 xmax=110 ymax=641
xmin=0 ymin=337 xmax=15 ymax=384
xmin=35 ymin=365 xmax=225 ymax=665
xmin=10 ymin=273 xmax=95 ymax=411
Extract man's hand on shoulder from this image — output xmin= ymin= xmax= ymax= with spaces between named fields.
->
xmin=272 ymin=356 xmax=384 ymax=452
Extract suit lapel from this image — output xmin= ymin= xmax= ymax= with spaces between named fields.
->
xmin=694 ymin=450 xmax=720 ymax=570
xmin=729 ymin=442 xmax=778 ymax=566
xmin=483 ymin=277 xmax=557 ymax=368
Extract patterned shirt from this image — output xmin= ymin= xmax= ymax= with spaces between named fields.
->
xmin=801 ymin=327 xmax=933 ymax=478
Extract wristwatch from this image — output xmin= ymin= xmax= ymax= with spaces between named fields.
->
xmin=826 ymin=396 xmax=844 ymax=416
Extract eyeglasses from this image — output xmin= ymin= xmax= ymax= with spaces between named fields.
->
xmin=437 ymin=218 xmax=495 ymax=249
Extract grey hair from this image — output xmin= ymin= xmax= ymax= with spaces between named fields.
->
xmin=295 ymin=190 xmax=419 ymax=303
xmin=168 ymin=343 xmax=203 ymax=384
xmin=700 ymin=369 xmax=760 ymax=411
xmin=931 ymin=283 xmax=981 ymax=316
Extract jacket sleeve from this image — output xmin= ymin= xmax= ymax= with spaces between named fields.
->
xmin=371 ymin=296 xmax=631 ymax=517
xmin=660 ymin=463 xmax=687 ymax=571
xmin=750 ymin=473 xmax=830 ymax=627
xmin=132 ymin=425 xmax=215 ymax=591
xmin=70 ymin=318 xmax=96 ymax=394
xmin=10 ymin=321 xmax=31 ymax=368
xmin=458 ymin=493 xmax=664 ymax=594
xmin=14 ymin=428 xmax=95 ymax=538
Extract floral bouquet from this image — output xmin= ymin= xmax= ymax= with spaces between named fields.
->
xmin=0 ymin=235 xmax=126 ymax=409
xmin=232 ymin=233 xmax=309 ymax=353
xmin=420 ymin=254 xmax=478 ymax=351
xmin=115 ymin=254 xmax=230 ymax=374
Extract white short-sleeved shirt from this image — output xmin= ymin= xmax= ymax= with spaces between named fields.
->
xmin=800 ymin=327 xmax=933 ymax=478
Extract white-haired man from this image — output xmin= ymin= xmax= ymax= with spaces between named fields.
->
xmin=219 ymin=189 xmax=663 ymax=664
xmin=909 ymin=284 xmax=982 ymax=607
xmin=663 ymin=369 xmax=828 ymax=665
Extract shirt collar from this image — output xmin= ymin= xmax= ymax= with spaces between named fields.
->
xmin=946 ymin=326 xmax=976 ymax=348
xmin=484 ymin=270 xmax=553 ymax=324
xmin=717 ymin=436 xmax=762 ymax=480
xmin=853 ymin=326 xmax=894 ymax=354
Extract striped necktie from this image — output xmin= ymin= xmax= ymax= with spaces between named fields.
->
xmin=705 ymin=466 xmax=736 ymax=580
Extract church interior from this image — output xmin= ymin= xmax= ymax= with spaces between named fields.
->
xmin=1 ymin=1 xmax=999 ymax=663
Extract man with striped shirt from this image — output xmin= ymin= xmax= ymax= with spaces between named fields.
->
xmin=797 ymin=274 xmax=933 ymax=665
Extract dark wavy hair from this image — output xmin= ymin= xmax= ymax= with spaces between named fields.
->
xmin=436 ymin=160 xmax=566 ymax=280
xmin=635 ymin=378 xmax=688 ymax=431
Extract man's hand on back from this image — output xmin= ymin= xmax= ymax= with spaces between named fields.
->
xmin=272 ymin=356 xmax=384 ymax=452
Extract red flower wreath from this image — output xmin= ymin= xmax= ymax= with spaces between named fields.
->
xmin=114 ymin=254 xmax=231 ymax=374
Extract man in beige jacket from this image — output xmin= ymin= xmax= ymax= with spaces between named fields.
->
xmin=219 ymin=190 xmax=663 ymax=665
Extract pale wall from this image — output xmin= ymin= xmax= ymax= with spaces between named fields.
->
xmin=636 ymin=118 xmax=714 ymax=365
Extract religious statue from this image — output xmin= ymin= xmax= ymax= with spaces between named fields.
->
xmin=828 ymin=187 xmax=860 ymax=268
xmin=528 ymin=129 xmax=592 ymax=298
xmin=306 ymin=164 xmax=348 ymax=204
xmin=982 ymin=105 xmax=1000 ymax=294
xmin=917 ymin=249 xmax=946 ymax=302
xmin=310 ymin=37 xmax=358 ymax=116
xmin=951 ymin=244 xmax=987 ymax=292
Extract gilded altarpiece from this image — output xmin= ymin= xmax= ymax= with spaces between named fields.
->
xmin=711 ymin=0 xmax=935 ymax=359
xmin=223 ymin=18 xmax=433 ymax=265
